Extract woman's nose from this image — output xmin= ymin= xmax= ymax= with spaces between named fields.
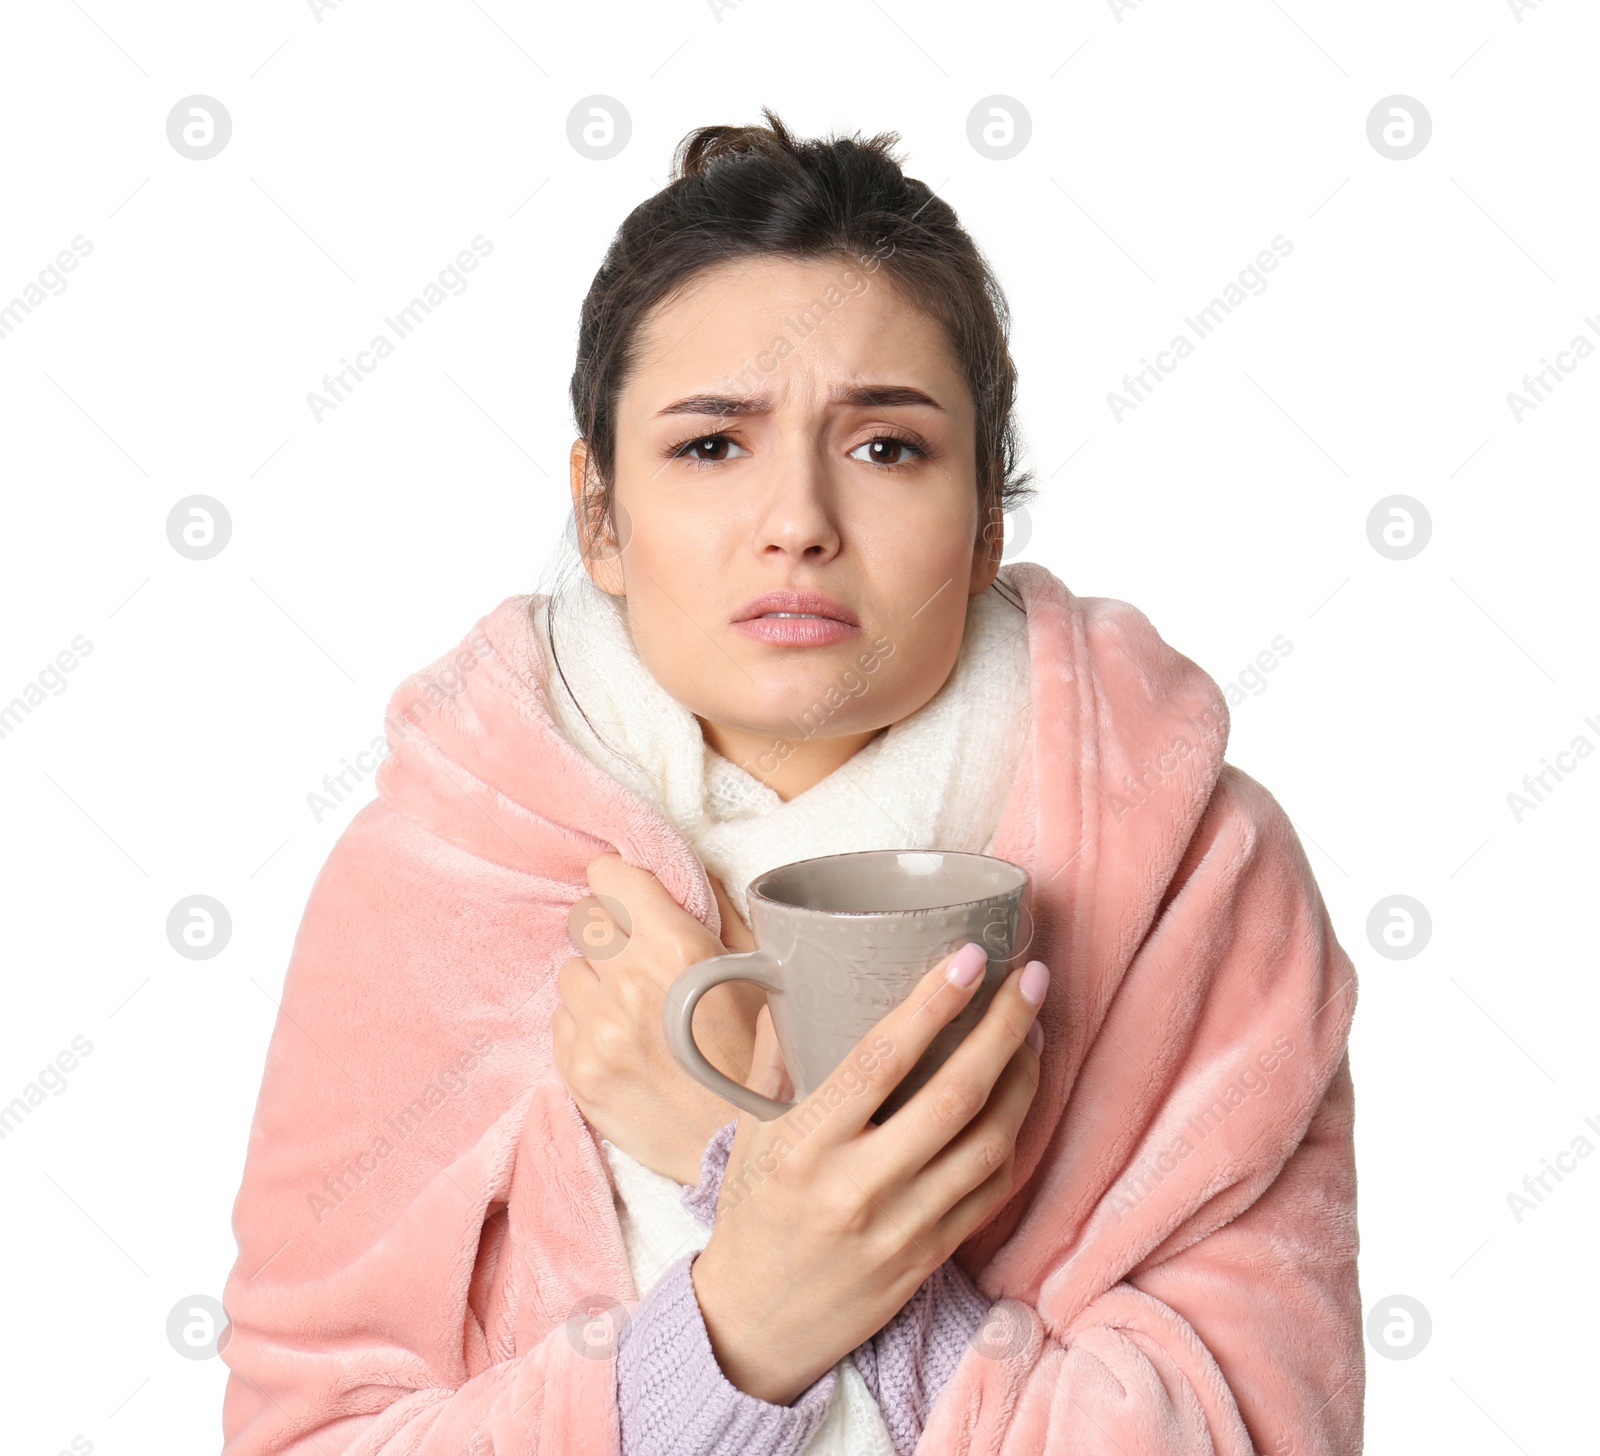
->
xmin=751 ymin=450 xmax=842 ymax=562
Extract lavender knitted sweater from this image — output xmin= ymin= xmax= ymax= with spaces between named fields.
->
xmin=614 ymin=1118 xmax=992 ymax=1456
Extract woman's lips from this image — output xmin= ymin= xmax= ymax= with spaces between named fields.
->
xmin=730 ymin=613 xmax=862 ymax=647
xmin=732 ymin=589 xmax=860 ymax=625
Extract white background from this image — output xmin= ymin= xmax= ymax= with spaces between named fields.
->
xmin=2 ymin=1 xmax=1594 ymax=1451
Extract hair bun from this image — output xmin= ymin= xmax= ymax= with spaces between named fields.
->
xmin=672 ymin=105 xmax=801 ymax=180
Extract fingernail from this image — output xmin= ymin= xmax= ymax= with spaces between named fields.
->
xmin=1025 ymin=1021 xmax=1043 ymax=1055
xmin=946 ymin=942 xmax=988 ymax=988
xmin=1019 ymin=960 xmax=1050 ymax=1007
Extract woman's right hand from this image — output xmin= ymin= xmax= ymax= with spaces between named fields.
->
xmin=689 ymin=943 xmax=1048 ymax=1406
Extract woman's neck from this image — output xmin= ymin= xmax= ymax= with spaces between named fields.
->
xmin=695 ymin=717 xmax=887 ymax=802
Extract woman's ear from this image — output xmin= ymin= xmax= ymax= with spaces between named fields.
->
xmin=569 ymin=439 xmax=627 ymax=596
xmin=568 ymin=437 xmax=587 ymax=509
xmin=971 ymin=502 xmax=1005 ymax=596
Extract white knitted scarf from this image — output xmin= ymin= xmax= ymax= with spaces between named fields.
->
xmin=530 ymin=564 xmax=1032 ymax=923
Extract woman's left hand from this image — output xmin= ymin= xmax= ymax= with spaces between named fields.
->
xmin=552 ymin=852 xmax=767 ymax=1188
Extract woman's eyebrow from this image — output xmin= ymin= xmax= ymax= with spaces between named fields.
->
xmin=652 ymin=384 xmax=946 ymax=418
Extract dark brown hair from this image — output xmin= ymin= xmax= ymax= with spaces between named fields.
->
xmin=567 ymin=105 xmax=1036 ymax=560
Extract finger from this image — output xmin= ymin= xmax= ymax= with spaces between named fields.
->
xmin=587 ymin=852 xmax=717 ymax=965
xmin=569 ymin=894 xmax=629 ymax=963
xmin=749 ymin=1001 xmax=791 ymax=1103
xmin=798 ymin=940 xmax=1001 ymax=1145
xmin=930 ymin=1043 xmax=1042 ymax=1250
xmin=554 ymin=955 xmax=611 ymax=1031
xmin=727 ymin=1005 xmax=789 ymax=1184
xmin=556 ymin=952 xmax=602 ymax=1004
xmin=550 ymin=1002 xmax=575 ymax=1056
xmin=873 ymin=958 xmax=1048 ymax=1191
xmin=550 ymin=1003 xmax=582 ymax=1087
xmin=708 ymin=874 xmax=757 ymax=954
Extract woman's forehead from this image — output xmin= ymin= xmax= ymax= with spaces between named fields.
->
xmin=622 ymin=262 xmax=963 ymax=418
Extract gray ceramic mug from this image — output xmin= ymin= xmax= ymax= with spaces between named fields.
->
xmin=663 ymin=849 xmax=1030 ymax=1124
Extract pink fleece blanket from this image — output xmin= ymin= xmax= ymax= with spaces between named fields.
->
xmin=219 ymin=560 xmax=1362 ymax=1455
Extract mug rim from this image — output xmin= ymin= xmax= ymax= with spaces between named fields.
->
xmin=747 ymin=848 xmax=1029 ymax=917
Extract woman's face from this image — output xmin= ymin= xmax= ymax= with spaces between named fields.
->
xmin=569 ymin=255 xmax=1000 ymax=798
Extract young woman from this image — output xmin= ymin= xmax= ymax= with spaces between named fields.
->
xmin=220 ymin=111 xmax=1363 ymax=1455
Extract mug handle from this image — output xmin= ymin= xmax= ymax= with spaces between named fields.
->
xmin=663 ymin=950 xmax=795 ymax=1123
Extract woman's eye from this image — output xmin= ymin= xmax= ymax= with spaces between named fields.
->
xmin=849 ymin=436 xmax=924 ymax=467
xmin=674 ymin=435 xmax=749 ymax=465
